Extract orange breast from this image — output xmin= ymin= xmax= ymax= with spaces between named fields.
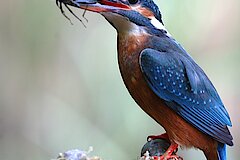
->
xmin=116 ymin=33 xmax=218 ymax=158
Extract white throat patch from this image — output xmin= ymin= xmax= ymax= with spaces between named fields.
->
xmin=150 ymin=17 xmax=172 ymax=37
xmin=102 ymin=12 xmax=171 ymax=37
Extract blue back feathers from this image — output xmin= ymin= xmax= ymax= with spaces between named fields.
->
xmin=140 ymin=47 xmax=233 ymax=146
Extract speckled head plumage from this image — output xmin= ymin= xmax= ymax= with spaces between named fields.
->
xmin=139 ymin=0 xmax=163 ymax=23
xmin=106 ymin=0 xmax=164 ymax=31
xmin=112 ymin=0 xmax=164 ymax=30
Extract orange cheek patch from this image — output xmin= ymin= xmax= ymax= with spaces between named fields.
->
xmin=136 ymin=7 xmax=154 ymax=18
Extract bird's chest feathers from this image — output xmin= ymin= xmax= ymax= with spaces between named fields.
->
xmin=117 ymin=32 xmax=150 ymax=89
xmin=117 ymin=33 xmax=148 ymax=76
xmin=103 ymin=12 xmax=149 ymax=70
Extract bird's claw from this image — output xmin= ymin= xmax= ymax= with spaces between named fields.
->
xmin=152 ymin=155 xmax=183 ymax=160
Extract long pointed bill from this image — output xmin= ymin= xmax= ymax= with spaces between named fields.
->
xmin=62 ymin=0 xmax=131 ymax=12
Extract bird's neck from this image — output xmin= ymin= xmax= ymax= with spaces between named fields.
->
xmin=117 ymin=31 xmax=150 ymax=73
xmin=104 ymin=11 xmax=152 ymax=66
xmin=102 ymin=12 xmax=148 ymax=35
xmin=102 ymin=12 xmax=171 ymax=38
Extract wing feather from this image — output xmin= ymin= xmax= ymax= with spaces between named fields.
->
xmin=140 ymin=48 xmax=233 ymax=146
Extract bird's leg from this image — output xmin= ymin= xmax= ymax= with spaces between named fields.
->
xmin=146 ymin=133 xmax=182 ymax=159
xmin=162 ymin=144 xmax=179 ymax=160
xmin=147 ymin=133 xmax=169 ymax=142
xmin=152 ymin=144 xmax=182 ymax=160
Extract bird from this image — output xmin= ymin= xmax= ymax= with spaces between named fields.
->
xmin=56 ymin=0 xmax=233 ymax=159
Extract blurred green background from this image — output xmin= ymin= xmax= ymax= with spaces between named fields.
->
xmin=0 ymin=0 xmax=239 ymax=159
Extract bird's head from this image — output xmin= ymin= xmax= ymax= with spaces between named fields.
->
xmin=60 ymin=0 xmax=167 ymax=34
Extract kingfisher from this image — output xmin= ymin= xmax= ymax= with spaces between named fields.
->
xmin=56 ymin=0 xmax=233 ymax=159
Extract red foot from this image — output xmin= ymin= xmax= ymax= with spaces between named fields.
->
xmin=152 ymin=155 xmax=183 ymax=160
xmin=144 ymin=133 xmax=181 ymax=159
xmin=151 ymin=144 xmax=180 ymax=160
xmin=165 ymin=144 xmax=178 ymax=155
xmin=147 ymin=133 xmax=169 ymax=142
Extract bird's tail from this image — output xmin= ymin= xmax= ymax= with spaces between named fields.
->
xmin=217 ymin=143 xmax=227 ymax=160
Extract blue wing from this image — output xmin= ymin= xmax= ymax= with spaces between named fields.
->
xmin=140 ymin=48 xmax=233 ymax=146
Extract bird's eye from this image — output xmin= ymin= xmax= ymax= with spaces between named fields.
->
xmin=128 ymin=0 xmax=139 ymax=5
